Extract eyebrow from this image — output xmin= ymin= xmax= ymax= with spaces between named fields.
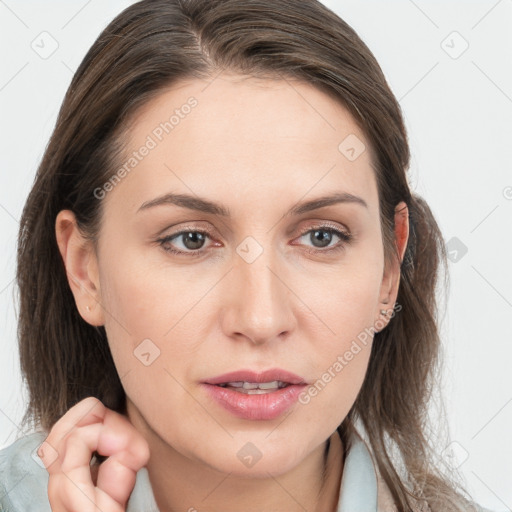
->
xmin=137 ymin=191 xmax=368 ymax=216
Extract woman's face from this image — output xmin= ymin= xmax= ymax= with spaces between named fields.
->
xmin=62 ymin=71 xmax=407 ymax=477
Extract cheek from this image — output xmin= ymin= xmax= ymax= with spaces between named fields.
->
xmin=299 ymin=332 xmax=373 ymax=432
xmin=312 ymin=261 xmax=383 ymax=343
xmin=98 ymin=244 xmax=181 ymax=332
xmin=96 ymin=247 xmax=210 ymax=395
xmin=95 ymin=249 xmax=167 ymax=378
xmin=298 ymin=263 xmax=382 ymax=423
xmin=97 ymin=259 xmax=203 ymax=441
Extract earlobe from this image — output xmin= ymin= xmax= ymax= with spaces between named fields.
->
xmin=55 ymin=210 xmax=104 ymax=326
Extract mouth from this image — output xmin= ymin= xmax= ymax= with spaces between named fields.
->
xmin=201 ymin=368 xmax=308 ymax=420
xmin=215 ymin=380 xmax=291 ymax=394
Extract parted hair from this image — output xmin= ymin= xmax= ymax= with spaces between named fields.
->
xmin=16 ymin=1 xmax=479 ymax=510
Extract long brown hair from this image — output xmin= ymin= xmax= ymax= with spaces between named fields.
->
xmin=16 ymin=1 xmax=478 ymax=510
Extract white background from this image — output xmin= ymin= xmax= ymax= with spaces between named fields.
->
xmin=1 ymin=1 xmax=511 ymax=510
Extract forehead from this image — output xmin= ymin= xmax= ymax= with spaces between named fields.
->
xmin=103 ymin=72 xmax=378 ymax=219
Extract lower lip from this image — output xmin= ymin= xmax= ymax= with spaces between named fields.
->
xmin=201 ymin=383 xmax=307 ymax=420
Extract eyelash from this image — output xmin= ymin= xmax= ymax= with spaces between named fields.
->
xmin=156 ymin=223 xmax=353 ymax=258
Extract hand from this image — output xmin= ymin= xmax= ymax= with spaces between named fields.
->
xmin=38 ymin=396 xmax=150 ymax=512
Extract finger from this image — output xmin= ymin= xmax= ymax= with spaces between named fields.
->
xmin=59 ymin=423 xmax=104 ymax=476
xmin=94 ymin=410 xmax=150 ymax=505
xmin=96 ymin=457 xmax=138 ymax=507
xmin=48 ymin=422 xmax=130 ymax=512
xmin=98 ymin=407 xmax=150 ymax=470
xmin=40 ymin=396 xmax=149 ymax=510
xmin=48 ymin=473 xmax=125 ymax=512
xmin=50 ymin=397 xmax=106 ymax=443
xmin=39 ymin=397 xmax=106 ymax=470
xmin=55 ymin=404 xmax=149 ymax=507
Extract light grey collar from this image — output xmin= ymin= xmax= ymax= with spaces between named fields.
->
xmin=337 ymin=433 xmax=378 ymax=511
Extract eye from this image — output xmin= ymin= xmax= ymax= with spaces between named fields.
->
xmin=156 ymin=222 xmax=353 ymax=257
xmin=157 ymin=228 xmax=214 ymax=258
xmin=293 ymin=223 xmax=353 ymax=254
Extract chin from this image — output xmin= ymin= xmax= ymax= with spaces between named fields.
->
xmin=215 ymin=453 xmax=301 ymax=478
xmin=198 ymin=437 xmax=308 ymax=478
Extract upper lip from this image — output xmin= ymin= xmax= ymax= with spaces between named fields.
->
xmin=202 ymin=368 xmax=308 ymax=385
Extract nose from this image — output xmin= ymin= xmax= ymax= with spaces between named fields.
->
xmin=221 ymin=248 xmax=296 ymax=346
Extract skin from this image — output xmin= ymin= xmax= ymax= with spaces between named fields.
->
xmin=54 ymin=71 xmax=409 ymax=512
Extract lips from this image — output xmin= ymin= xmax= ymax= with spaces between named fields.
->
xmin=201 ymin=368 xmax=308 ymax=420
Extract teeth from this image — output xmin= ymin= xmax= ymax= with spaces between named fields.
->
xmin=243 ymin=382 xmax=261 ymax=390
xmin=219 ymin=380 xmax=288 ymax=391
xmin=224 ymin=381 xmax=244 ymax=388
xmin=256 ymin=381 xmax=280 ymax=390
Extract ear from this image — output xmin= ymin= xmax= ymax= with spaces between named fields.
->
xmin=375 ymin=201 xmax=409 ymax=329
xmin=55 ymin=210 xmax=105 ymax=326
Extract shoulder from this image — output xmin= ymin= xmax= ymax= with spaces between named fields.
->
xmin=0 ymin=431 xmax=52 ymax=512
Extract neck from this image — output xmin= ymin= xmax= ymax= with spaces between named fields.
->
xmin=127 ymin=401 xmax=344 ymax=512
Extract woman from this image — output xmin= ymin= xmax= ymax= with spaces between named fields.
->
xmin=0 ymin=0 xmax=493 ymax=510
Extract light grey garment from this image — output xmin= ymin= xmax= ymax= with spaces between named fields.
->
xmin=0 ymin=429 xmax=493 ymax=512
